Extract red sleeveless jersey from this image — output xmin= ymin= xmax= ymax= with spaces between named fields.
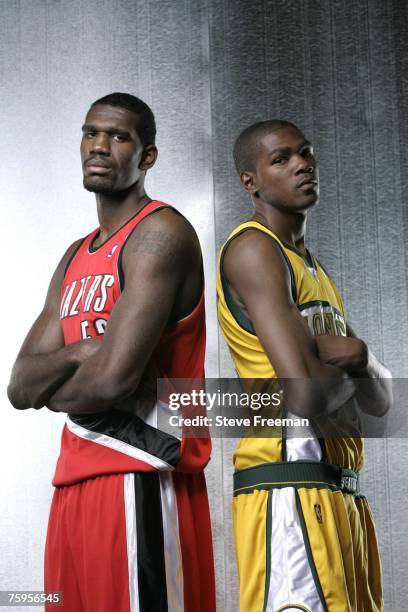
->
xmin=53 ymin=201 xmax=210 ymax=486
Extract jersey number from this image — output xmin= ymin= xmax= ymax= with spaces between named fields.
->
xmin=80 ymin=318 xmax=107 ymax=339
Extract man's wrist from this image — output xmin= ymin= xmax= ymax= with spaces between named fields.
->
xmin=63 ymin=341 xmax=91 ymax=368
xmin=349 ymin=339 xmax=369 ymax=373
xmin=63 ymin=339 xmax=100 ymax=367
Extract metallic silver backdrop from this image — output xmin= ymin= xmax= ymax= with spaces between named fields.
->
xmin=1 ymin=1 xmax=407 ymax=610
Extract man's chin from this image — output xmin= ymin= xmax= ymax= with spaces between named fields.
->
xmin=83 ymin=177 xmax=115 ymax=194
xmin=298 ymin=191 xmax=319 ymax=210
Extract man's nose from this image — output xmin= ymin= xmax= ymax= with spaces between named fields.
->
xmin=294 ymin=154 xmax=314 ymax=175
xmin=90 ymin=132 xmax=110 ymax=155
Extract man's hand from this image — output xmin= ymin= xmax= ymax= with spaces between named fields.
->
xmin=72 ymin=338 xmax=102 ymax=365
xmin=317 ymin=327 xmax=392 ymax=417
xmin=315 ymin=335 xmax=368 ymax=373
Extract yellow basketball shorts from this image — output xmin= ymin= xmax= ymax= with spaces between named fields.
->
xmin=233 ymin=461 xmax=383 ymax=612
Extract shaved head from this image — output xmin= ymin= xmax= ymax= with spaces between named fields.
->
xmin=233 ymin=120 xmax=302 ymax=174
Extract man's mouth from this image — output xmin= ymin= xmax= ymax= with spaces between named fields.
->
xmin=297 ymin=177 xmax=318 ymax=189
xmin=85 ymin=159 xmax=112 ymax=174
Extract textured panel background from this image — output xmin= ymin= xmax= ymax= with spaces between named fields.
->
xmin=1 ymin=0 xmax=407 ymax=610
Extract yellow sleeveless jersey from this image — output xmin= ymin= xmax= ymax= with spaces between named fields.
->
xmin=216 ymin=221 xmax=364 ymax=472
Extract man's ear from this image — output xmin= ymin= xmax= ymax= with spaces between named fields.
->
xmin=240 ymin=170 xmax=258 ymax=195
xmin=139 ymin=145 xmax=158 ymax=171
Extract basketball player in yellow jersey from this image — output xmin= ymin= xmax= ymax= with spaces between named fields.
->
xmin=217 ymin=121 xmax=392 ymax=612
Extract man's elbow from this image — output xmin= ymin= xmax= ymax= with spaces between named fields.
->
xmin=283 ymin=374 xmax=355 ymax=419
xmin=285 ymin=386 xmax=326 ymax=419
xmin=7 ymin=362 xmax=37 ymax=410
xmin=7 ymin=383 xmax=33 ymax=411
xmin=359 ymin=396 xmax=392 ymax=418
xmin=374 ymin=400 xmax=391 ymax=418
xmin=356 ymin=377 xmax=393 ymax=418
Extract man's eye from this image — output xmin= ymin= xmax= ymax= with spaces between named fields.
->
xmin=85 ymin=131 xmax=96 ymax=139
xmin=113 ymin=134 xmax=126 ymax=142
xmin=272 ymin=157 xmax=286 ymax=165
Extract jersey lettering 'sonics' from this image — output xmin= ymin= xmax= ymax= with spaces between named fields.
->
xmin=299 ymin=301 xmax=346 ymax=336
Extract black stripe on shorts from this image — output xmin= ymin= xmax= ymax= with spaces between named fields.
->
xmin=134 ymin=472 xmax=168 ymax=612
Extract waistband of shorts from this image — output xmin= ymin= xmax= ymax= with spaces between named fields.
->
xmin=233 ymin=460 xmax=360 ymax=496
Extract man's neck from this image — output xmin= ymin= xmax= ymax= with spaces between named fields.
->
xmin=251 ymin=200 xmax=307 ymax=252
xmin=94 ymin=185 xmax=150 ymax=244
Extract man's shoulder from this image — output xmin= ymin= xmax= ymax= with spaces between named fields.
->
xmin=224 ymin=224 xmax=286 ymax=269
xmin=136 ymin=204 xmax=197 ymax=239
xmin=122 ymin=205 xmax=201 ymax=270
xmin=222 ymin=225 xmax=294 ymax=300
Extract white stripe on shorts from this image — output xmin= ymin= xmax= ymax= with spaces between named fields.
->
xmin=265 ymin=487 xmax=324 ymax=612
xmin=159 ymin=473 xmax=184 ymax=612
xmin=124 ymin=474 xmax=140 ymax=612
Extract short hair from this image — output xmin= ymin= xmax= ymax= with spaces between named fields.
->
xmin=233 ymin=120 xmax=301 ymax=174
xmin=90 ymin=92 xmax=156 ymax=146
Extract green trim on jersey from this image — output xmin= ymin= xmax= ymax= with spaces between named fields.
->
xmin=263 ymin=490 xmax=273 ymax=612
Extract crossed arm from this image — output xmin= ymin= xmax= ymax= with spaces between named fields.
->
xmin=7 ymin=239 xmax=97 ymax=410
xmin=223 ymin=230 xmax=391 ymax=418
xmin=8 ymin=210 xmax=201 ymax=414
xmin=315 ymin=326 xmax=392 ymax=417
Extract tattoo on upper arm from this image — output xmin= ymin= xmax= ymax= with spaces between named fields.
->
xmin=129 ymin=231 xmax=179 ymax=261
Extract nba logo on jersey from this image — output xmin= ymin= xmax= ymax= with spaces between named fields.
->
xmin=107 ymin=243 xmax=119 ymax=258
xmin=314 ymin=503 xmax=323 ymax=524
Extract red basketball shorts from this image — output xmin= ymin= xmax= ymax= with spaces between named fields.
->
xmin=44 ymin=471 xmax=215 ymax=612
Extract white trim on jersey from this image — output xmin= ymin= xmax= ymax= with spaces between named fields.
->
xmin=285 ymin=410 xmax=322 ymax=462
xmin=66 ymin=416 xmax=175 ymax=471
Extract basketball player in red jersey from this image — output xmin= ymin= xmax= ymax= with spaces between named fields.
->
xmin=8 ymin=93 xmax=215 ymax=612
